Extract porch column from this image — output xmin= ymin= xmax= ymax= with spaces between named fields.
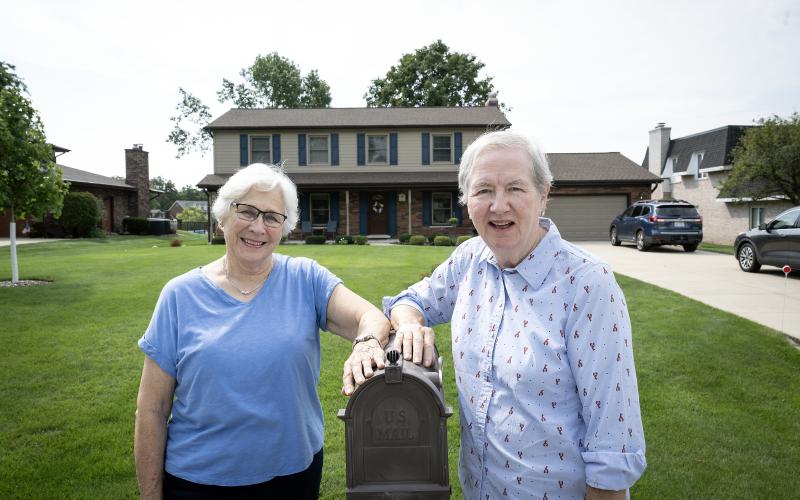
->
xmin=408 ymin=189 xmax=412 ymax=235
xmin=345 ymin=190 xmax=350 ymax=235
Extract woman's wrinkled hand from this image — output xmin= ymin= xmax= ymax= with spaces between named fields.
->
xmin=393 ymin=323 xmax=436 ymax=368
xmin=342 ymin=339 xmax=385 ymax=396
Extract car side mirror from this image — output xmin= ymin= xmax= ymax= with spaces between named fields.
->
xmin=758 ymin=223 xmax=767 ymax=230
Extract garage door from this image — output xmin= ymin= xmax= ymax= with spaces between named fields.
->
xmin=545 ymin=195 xmax=628 ymax=241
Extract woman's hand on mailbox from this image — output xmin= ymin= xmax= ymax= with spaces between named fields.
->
xmin=342 ymin=339 xmax=385 ymax=396
xmin=394 ymin=323 xmax=436 ymax=368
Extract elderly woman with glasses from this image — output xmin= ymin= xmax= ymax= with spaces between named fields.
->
xmin=134 ymin=163 xmax=390 ymax=499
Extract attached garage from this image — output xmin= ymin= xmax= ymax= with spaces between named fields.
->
xmin=546 ymin=194 xmax=628 ymax=241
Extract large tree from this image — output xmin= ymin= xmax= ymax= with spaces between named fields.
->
xmin=364 ymin=40 xmax=506 ymax=108
xmin=168 ymin=53 xmax=332 ymax=157
xmin=721 ymin=113 xmax=800 ymax=205
xmin=1 ymin=62 xmax=67 ymax=283
xmin=149 ymin=176 xmax=177 ymax=211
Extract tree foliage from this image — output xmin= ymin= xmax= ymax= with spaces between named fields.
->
xmin=0 ymin=62 xmax=67 ymax=220
xmin=364 ymin=40 xmax=506 ymax=109
xmin=176 ymin=206 xmax=206 ymax=222
xmin=722 ymin=113 xmax=800 ymax=205
xmin=149 ymin=176 xmax=177 ymax=210
xmin=59 ymin=191 xmax=100 ymax=237
xmin=168 ymin=53 xmax=332 ymax=157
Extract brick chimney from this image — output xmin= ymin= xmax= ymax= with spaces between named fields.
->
xmin=648 ymin=123 xmax=671 ymax=198
xmin=125 ymin=144 xmax=150 ymax=217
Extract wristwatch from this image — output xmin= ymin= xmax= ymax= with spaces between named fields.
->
xmin=352 ymin=334 xmax=381 ymax=349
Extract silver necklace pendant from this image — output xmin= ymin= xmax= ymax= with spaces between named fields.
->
xmin=224 ymin=257 xmax=268 ymax=295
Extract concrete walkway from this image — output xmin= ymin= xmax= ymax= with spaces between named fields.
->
xmin=0 ymin=237 xmax=64 ymax=247
xmin=577 ymin=241 xmax=800 ymax=341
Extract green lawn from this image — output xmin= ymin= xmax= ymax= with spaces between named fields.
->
xmin=700 ymin=242 xmax=735 ymax=255
xmin=1 ymin=235 xmax=798 ymax=499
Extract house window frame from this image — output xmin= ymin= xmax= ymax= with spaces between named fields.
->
xmin=309 ymin=193 xmax=330 ymax=227
xmin=431 ymin=192 xmax=453 ymax=226
xmin=308 ymin=134 xmax=330 ymax=165
xmin=749 ymin=207 xmax=765 ymax=229
xmin=367 ymin=134 xmax=389 ymax=164
xmin=249 ymin=135 xmax=271 ymax=164
xmin=431 ymin=134 xmax=453 ymax=163
xmin=698 ymin=170 xmax=709 ymax=180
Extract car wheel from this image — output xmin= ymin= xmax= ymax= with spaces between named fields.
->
xmin=683 ymin=243 xmax=698 ymax=252
xmin=737 ymin=243 xmax=761 ymax=273
xmin=635 ymin=230 xmax=649 ymax=251
xmin=610 ymin=227 xmax=621 ymax=246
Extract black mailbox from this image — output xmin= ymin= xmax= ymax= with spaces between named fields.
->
xmin=338 ymin=337 xmax=453 ymax=499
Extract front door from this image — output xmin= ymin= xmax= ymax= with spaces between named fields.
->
xmin=367 ymin=192 xmax=389 ymax=235
xmin=102 ymin=197 xmax=113 ymax=233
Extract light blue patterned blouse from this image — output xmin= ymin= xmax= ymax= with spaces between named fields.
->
xmin=385 ymin=220 xmax=646 ymax=499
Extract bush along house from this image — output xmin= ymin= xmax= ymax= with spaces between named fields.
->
xmin=197 ymin=98 xmax=662 ymax=242
xmin=198 ymin=97 xmax=510 ymax=241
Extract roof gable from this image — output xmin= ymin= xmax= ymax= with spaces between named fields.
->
xmin=662 ymin=125 xmax=752 ymax=174
xmin=548 ymin=152 xmax=660 ymax=183
xmin=206 ymin=106 xmax=511 ymax=130
xmin=59 ymin=165 xmax=136 ymax=190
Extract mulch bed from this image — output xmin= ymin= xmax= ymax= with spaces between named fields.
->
xmin=0 ymin=279 xmax=53 ymax=288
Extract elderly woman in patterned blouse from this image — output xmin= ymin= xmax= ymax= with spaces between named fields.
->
xmin=344 ymin=130 xmax=646 ymax=499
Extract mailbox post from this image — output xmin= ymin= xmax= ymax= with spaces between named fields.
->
xmin=338 ymin=338 xmax=453 ymax=499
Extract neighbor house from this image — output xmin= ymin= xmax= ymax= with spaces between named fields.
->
xmin=198 ymin=99 xmax=661 ymax=241
xmin=0 ymin=144 xmax=158 ymax=237
xmin=168 ymin=200 xmax=208 ymax=220
xmin=643 ymin=123 xmax=793 ymax=244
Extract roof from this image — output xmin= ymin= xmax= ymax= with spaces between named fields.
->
xmin=59 ymin=165 xmax=137 ymax=191
xmin=169 ymin=200 xmax=208 ymax=211
xmin=197 ymin=152 xmax=659 ymax=189
xmin=548 ymin=152 xmax=660 ymax=185
xmin=205 ymin=106 xmax=511 ymax=130
xmin=642 ymin=125 xmax=753 ymax=174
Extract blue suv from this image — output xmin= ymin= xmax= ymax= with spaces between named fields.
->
xmin=609 ymin=200 xmax=703 ymax=252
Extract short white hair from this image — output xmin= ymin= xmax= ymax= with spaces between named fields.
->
xmin=457 ymin=130 xmax=553 ymax=205
xmin=212 ymin=163 xmax=298 ymax=236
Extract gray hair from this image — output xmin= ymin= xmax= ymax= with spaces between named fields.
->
xmin=457 ymin=130 xmax=553 ymax=205
xmin=212 ymin=163 xmax=298 ymax=236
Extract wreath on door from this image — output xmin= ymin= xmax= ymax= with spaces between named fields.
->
xmin=372 ymin=201 xmax=384 ymax=214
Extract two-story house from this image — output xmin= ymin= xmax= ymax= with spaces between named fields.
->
xmin=643 ymin=123 xmax=793 ymax=244
xmin=199 ymin=101 xmax=661 ymax=242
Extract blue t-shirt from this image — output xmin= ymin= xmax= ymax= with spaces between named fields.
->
xmin=138 ymin=254 xmax=342 ymax=486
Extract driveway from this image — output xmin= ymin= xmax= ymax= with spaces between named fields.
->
xmin=577 ymin=242 xmax=800 ymax=341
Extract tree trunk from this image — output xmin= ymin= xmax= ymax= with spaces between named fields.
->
xmin=9 ymin=204 xmax=19 ymax=283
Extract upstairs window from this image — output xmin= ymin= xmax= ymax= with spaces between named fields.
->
xmin=309 ymin=135 xmax=329 ymax=164
xmin=250 ymin=136 xmax=271 ymax=164
xmin=368 ymin=135 xmax=388 ymax=164
xmin=432 ymin=134 xmax=452 ymax=162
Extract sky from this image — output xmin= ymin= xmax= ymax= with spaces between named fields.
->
xmin=2 ymin=0 xmax=799 ymax=189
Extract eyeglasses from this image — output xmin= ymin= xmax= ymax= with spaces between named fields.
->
xmin=231 ymin=203 xmax=287 ymax=228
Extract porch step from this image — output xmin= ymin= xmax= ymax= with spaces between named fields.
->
xmin=366 ymin=234 xmax=391 ymax=240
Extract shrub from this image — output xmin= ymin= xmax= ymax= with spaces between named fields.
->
xmin=59 ymin=192 xmax=99 ymax=237
xmin=123 ymin=217 xmax=150 ymax=235
xmin=456 ymin=235 xmax=473 ymax=246
xmin=433 ymin=235 xmax=452 ymax=246
xmin=409 ymin=235 xmax=427 ymax=246
xmin=354 ymin=235 xmax=368 ymax=245
xmin=211 ymin=235 xmax=226 ymax=245
xmin=427 ymin=232 xmax=448 ymax=243
xmin=338 ymin=235 xmax=354 ymax=245
xmin=170 ymin=239 xmax=182 ymax=247
xmin=398 ymin=233 xmax=411 ymax=244
xmin=305 ymin=235 xmax=327 ymax=244
xmin=448 ymin=217 xmax=459 ymax=225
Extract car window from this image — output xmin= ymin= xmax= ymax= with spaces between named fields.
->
xmin=656 ymin=205 xmax=699 ymax=218
xmin=641 ymin=206 xmax=651 ymax=216
xmin=623 ymin=206 xmax=636 ymax=217
xmin=631 ymin=206 xmax=643 ymax=217
xmin=771 ymin=209 xmax=800 ymax=229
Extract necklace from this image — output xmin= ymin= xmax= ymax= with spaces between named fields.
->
xmin=223 ymin=257 xmax=271 ymax=296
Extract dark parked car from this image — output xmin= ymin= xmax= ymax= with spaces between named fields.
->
xmin=734 ymin=206 xmax=800 ymax=273
xmin=609 ymin=200 xmax=703 ymax=252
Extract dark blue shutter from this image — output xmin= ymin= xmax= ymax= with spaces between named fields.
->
xmin=239 ymin=134 xmax=248 ymax=166
xmin=422 ymin=191 xmax=432 ymax=226
xmin=388 ymin=193 xmax=397 ymax=236
xmin=299 ymin=192 xmax=309 ymax=222
xmin=453 ymin=192 xmax=462 ymax=223
xmin=359 ymin=194 xmax=368 ymax=235
xmin=298 ymin=134 xmax=307 ymax=166
xmin=331 ymin=133 xmax=339 ymax=166
xmin=330 ymin=191 xmax=339 ymax=221
xmin=357 ymin=133 xmax=365 ymax=166
xmin=454 ymin=132 xmax=462 ymax=164
xmin=272 ymin=135 xmax=281 ymax=164
xmin=421 ymin=133 xmax=430 ymax=165
xmin=389 ymin=133 xmax=398 ymax=165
